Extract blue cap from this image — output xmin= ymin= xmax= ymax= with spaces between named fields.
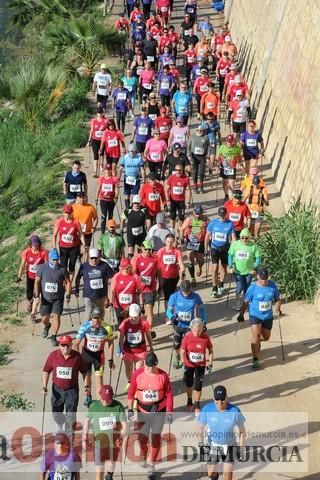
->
xmin=173 ymin=142 xmax=181 ymax=150
xmin=49 ymin=249 xmax=60 ymax=260
xmin=194 ymin=205 xmax=203 ymax=214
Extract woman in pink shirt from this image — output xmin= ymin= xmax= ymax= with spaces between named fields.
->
xmin=168 ymin=116 xmax=190 ymax=151
xmin=139 ymin=62 xmax=156 ymax=103
xmin=144 ymin=129 xmax=168 ymax=179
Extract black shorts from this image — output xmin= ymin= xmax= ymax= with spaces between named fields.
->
xmin=82 ymin=347 xmax=104 ymax=374
xmin=232 ymin=121 xmax=246 ymax=134
xmin=162 ymin=277 xmax=179 ymax=301
xmin=243 ymin=151 xmax=258 ymax=161
xmin=97 ymin=94 xmax=108 ymax=108
xmin=136 ymin=141 xmax=146 ymax=154
xmin=26 ymin=276 xmax=35 ymax=301
xmin=40 ymin=297 xmax=64 ymax=316
xmin=142 ymin=291 xmax=156 ymax=305
xmin=249 ymin=315 xmax=273 ymax=330
xmin=173 ymin=325 xmax=189 ymax=349
xmin=91 ymin=139 xmax=101 ymax=161
xmin=144 ymin=210 xmax=156 ymax=223
xmin=106 ymin=156 xmax=119 ymax=165
xmin=127 ymin=231 xmax=146 ymax=248
xmin=170 ymin=200 xmax=185 ymax=221
xmin=84 ymin=234 xmax=92 ymax=247
xmin=59 ymin=245 xmax=80 ymax=273
xmin=184 ymin=366 xmax=205 ymax=390
xmin=211 ymin=247 xmax=228 ymax=265
xmin=220 ymin=166 xmax=236 ymax=180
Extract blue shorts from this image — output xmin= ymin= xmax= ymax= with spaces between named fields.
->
xmin=249 ymin=315 xmax=273 ymax=330
xmin=123 ymin=177 xmax=140 ymax=196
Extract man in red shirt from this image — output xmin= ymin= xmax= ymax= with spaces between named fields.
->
xmin=132 ymin=240 xmax=161 ymax=336
xmin=128 ymin=352 xmax=173 ymax=480
xmin=181 ymin=318 xmax=213 ymax=414
xmin=166 ymin=163 xmax=191 ymax=230
xmin=42 ymin=335 xmax=89 ymax=435
xmin=224 ymin=189 xmax=252 ymax=239
xmin=193 ymin=69 xmax=211 ymax=118
xmin=140 ymin=172 xmax=167 ymax=229
xmin=155 ymin=107 xmax=172 ymax=143
xmin=183 ymin=43 xmax=197 ymax=89
xmin=157 ymin=233 xmax=185 ymax=306
xmin=95 ymin=164 xmax=119 ymax=234
xmin=99 ymin=120 xmax=126 ymax=177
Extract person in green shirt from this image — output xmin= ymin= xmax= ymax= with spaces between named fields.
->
xmin=217 ymin=134 xmax=243 ymax=200
xmin=98 ymin=219 xmax=125 ymax=276
xmin=83 ymin=384 xmax=127 ymax=480
xmin=228 ymin=227 xmax=260 ymax=310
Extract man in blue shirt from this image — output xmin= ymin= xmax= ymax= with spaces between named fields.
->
xmin=238 ymin=268 xmax=282 ymax=369
xmin=119 ymin=143 xmax=145 ymax=209
xmin=63 ymin=160 xmax=87 ymax=205
xmin=166 ymin=279 xmax=205 ymax=369
xmin=198 ymin=16 xmax=214 ymax=36
xmin=205 ymin=207 xmax=236 ymax=298
xmin=172 ymin=83 xmax=193 ymax=125
xmin=198 ymin=385 xmax=246 ymax=479
xmin=132 ymin=107 xmax=154 ymax=153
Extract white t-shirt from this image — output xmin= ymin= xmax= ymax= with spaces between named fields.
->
xmin=94 ymin=72 xmax=112 ymax=96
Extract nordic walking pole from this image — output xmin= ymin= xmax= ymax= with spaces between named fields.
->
xmin=76 ymin=296 xmax=81 ymax=325
xmin=157 ymin=294 xmax=160 ymax=322
xmin=68 ymin=307 xmax=74 ymax=328
xmin=41 ymin=394 xmax=46 ymax=438
xmin=114 ymin=358 xmax=123 ymax=397
xmin=168 ymin=335 xmax=175 ymax=377
xmin=278 ymin=312 xmax=285 ymax=361
xmin=205 ymin=253 xmax=208 ymax=284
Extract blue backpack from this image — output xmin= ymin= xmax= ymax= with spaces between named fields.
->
xmin=212 ymin=1 xmax=224 ymax=11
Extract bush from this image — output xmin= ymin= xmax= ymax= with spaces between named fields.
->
xmin=257 ymin=203 xmax=320 ymax=302
xmin=0 ymin=392 xmax=34 ymax=411
xmin=0 ymin=343 xmax=12 ymax=366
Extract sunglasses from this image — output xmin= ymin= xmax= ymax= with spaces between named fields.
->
xmin=241 ymin=237 xmax=249 ymax=240
xmin=60 ymin=344 xmax=71 ymax=347
xmin=90 ymin=257 xmax=98 ymax=260
xmin=175 ymin=169 xmax=182 ymax=172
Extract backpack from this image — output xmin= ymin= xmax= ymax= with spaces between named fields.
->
xmin=212 ymin=1 xmax=224 ymax=12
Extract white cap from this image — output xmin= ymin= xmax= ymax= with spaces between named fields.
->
xmin=129 ymin=303 xmax=141 ymax=317
xmin=132 ymin=195 xmax=140 ymax=203
xmin=235 ymin=75 xmax=241 ymax=83
xmin=225 ymin=35 xmax=231 ymax=41
xmin=89 ymin=248 xmax=99 ymax=258
xmin=128 ymin=143 xmax=137 ymax=153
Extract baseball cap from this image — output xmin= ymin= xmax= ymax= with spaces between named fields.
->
xmin=200 ymin=68 xmax=208 ymax=73
xmin=233 ymin=190 xmax=242 ymax=199
xmin=226 ymin=134 xmax=235 ymax=144
xmin=235 ymin=75 xmax=241 ymax=83
xmin=145 ymin=351 xmax=158 ymax=367
xmin=120 ymin=258 xmax=131 ymax=268
xmin=240 ymin=227 xmax=250 ymax=238
xmin=148 ymin=172 xmax=156 ymax=180
xmin=91 ymin=307 xmax=102 ymax=318
xmin=173 ymin=142 xmax=181 ymax=150
xmin=142 ymin=240 xmax=153 ymax=250
xmin=132 ymin=194 xmax=140 ymax=204
xmin=194 ymin=205 xmax=203 ymax=214
xmin=89 ymin=248 xmax=99 ymax=258
xmin=214 ymin=385 xmax=227 ymax=401
xmin=59 ymin=335 xmax=72 ymax=346
xmin=156 ymin=212 xmax=165 ymax=223
xmin=100 ymin=385 xmax=114 ymax=402
xmin=104 ymin=163 xmax=112 ymax=170
xmin=257 ymin=267 xmax=269 ymax=280
xmin=253 ymin=175 xmax=260 ymax=186
xmin=250 ymin=166 xmax=259 ymax=175
xmin=49 ymin=248 xmax=60 ymax=260
xmin=160 ymin=107 xmax=167 ymax=113
xmin=101 ymin=63 xmax=107 ymax=69
xmin=63 ymin=204 xmax=73 ymax=213
xmin=181 ymin=279 xmax=192 ymax=292
xmin=107 ymin=219 xmax=116 ymax=228
xmin=128 ymin=143 xmax=137 ymax=153
xmin=129 ymin=303 xmax=141 ymax=317
xmin=225 ymin=35 xmax=231 ymax=41
xmin=30 ymin=234 xmax=40 ymax=245
xmin=218 ymin=207 xmax=227 ymax=217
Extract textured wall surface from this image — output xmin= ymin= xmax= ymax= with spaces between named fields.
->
xmin=225 ymin=0 xmax=320 ymax=209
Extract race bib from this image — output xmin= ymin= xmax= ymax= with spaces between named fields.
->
xmin=102 ymin=183 xmax=113 ymax=192
xmin=81 ymin=223 xmax=87 ymax=233
xmin=172 ymin=186 xmax=183 ymax=195
xmin=175 ymin=134 xmax=185 ymax=142
xmin=90 ymin=278 xmax=103 ymax=289
xmin=259 ymin=301 xmax=271 ymax=312
xmin=194 ymin=147 xmax=204 ymax=155
xmin=147 ymin=56 xmax=154 ymax=62
xmin=141 ymin=275 xmax=152 ymax=285
xmin=184 ymin=29 xmax=191 ymax=37
xmin=160 ymin=81 xmax=169 ymax=90
xmin=61 ymin=234 xmax=74 ymax=244
xmin=28 ymin=264 xmax=39 ymax=274
xmin=127 ymin=331 xmax=142 ymax=344
xmin=119 ymin=293 xmax=133 ymax=304
xmin=108 ymin=139 xmax=118 ymax=147
xmin=187 ymin=56 xmax=195 ymax=63
xmin=148 ymin=192 xmax=159 ymax=201
xmin=220 ymin=68 xmax=227 ymax=75
xmin=54 ymin=472 xmax=71 ymax=480
xmin=229 ymin=213 xmax=241 ymax=222
xmin=126 ymin=176 xmax=137 ymax=186
xmin=69 ymin=184 xmax=81 ymax=193
xmin=207 ymin=102 xmax=215 ymax=109
xmin=149 ymin=114 xmax=157 ymax=121
xmin=199 ymin=85 xmax=209 ymax=93
xmin=87 ymin=337 xmax=101 ymax=352
xmin=132 ymin=226 xmax=143 ymax=236
xmin=95 ymin=130 xmax=104 ymax=138
xmin=161 ymin=6 xmax=168 ymax=11
xmin=187 ymin=240 xmax=200 ymax=251
xmin=210 ymin=442 xmax=228 ymax=455
xmin=236 ymin=251 xmax=249 ymax=260
xmin=246 ymin=139 xmax=257 ymax=147
xmin=98 ymin=79 xmax=107 ymax=87
xmin=44 ymin=282 xmax=58 ymax=293
xmin=163 ymin=255 xmax=176 ymax=265
xmin=214 ymin=232 xmax=226 ymax=241
xmin=137 ymin=66 xmax=144 ymax=75
xmin=99 ymin=415 xmax=117 ymax=430
xmin=178 ymin=311 xmax=192 ymax=322
xmin=189 ymin=351 xmax=204 ymax=362
xmin=143 ymin=83 xmax=152 ymax=90
xmin=126 ymin=85 xmax=133 ymax=92
xmin=251 ymin=211 xmax=259 ymax=219
xmin=150 ymin=152 xmax=161 ymax=161
xmin=56 ymin=367 xmax=72 ymax=379
xmin=117 ymin=92 xmax=127 ymax=100
xmin=178 ymin=107 xmax=187 ymax=114
xmin=159 ymin=125 xmax=169 ymax=133
xmin=223 ymin=167 xmax=234 ymax=176
xmin=138 ymin=126 xmax=148 ymax=135
xmin=142 ymin=390 xmax=159 ymax=402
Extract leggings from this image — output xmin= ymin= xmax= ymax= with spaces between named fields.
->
xmin=100 ymin=199 xmax=115 ymax=234
xmin=116 ymin=111 xmax=127 ymax=133
xmin=147 ymin=160 xmax=163 ymax=181
xmin=91 ymin=139 xmax=101 ymax=161
xmin=59 ymin=245 xmax=80 ymax=273
xmin=191 ymin=154 xmax=206 ymax=185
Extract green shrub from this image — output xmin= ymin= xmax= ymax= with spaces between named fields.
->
xmin=257 ymin=202 xmax=320 ymax=302
xmin=0 ymin=343 xmax=12 ymax=366
xmin=0 ymin=392 xmax=34 ymax=411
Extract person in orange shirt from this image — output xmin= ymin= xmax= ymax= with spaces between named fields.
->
xmin=200 ymin=83 xmax=220 ymax=119
xmin=242 ymin=167 xmax=269 ymax=237
xmin=72 ymin=193 xmax=98 ymax=261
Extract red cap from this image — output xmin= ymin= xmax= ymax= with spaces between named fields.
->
xmin=104 ymin=163 xmax=112 ymax=170
xmin=63 ymin=204 xmax=73 ymax=214
xmin=160 ymin=107 xmax=167 ymax=113
xmin=120 ymin=258 xmax=131 ymax=268
xmin=59 ymin=335 xmax=72 ymax=345
xmin=226 ymin=134 xmax=235 ymax=144
xmin=100 ymin=385 xmax=114 ymax=402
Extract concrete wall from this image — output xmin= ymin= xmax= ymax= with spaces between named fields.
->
xmin=225 ymin=0 xmax=320 ymax=209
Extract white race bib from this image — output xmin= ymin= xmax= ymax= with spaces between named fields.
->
xmin=108 ymin=139 xmax=118 ymax=147
xmin=90 ymin=278 xmax=103 ymax=289
xmin=194 ymin=147 xmax=204 ymax=155
xmin=142 ymin=390 xmax=159 ymax=402
xmin=172 ymin=186 xmax=183 ymax=195
xmin=189 ymin=351 xmax=204 ymax=362
xmin=102 ymin=183 xmax=113 ymax=192
xmin=44 ymin=282 xmax=58 ymax=293
xmin=159 ymin=125 xmax=169 ymax=133
xmin=69 ymin=184 xmax=81 ymax=193
xmin=127 ymin=331 xmax=142 ymax=344
xmin=28 ymin=264 xmax=39 ymax=274
xmin=126 ymin=176 xmax=137 ymax=186
xmin=214 ymin=232 xmax=227 ymax=241
xmin=61 ymin=234 xmax=74 ymax=244
xmin=175 ymin=134 xmax=185 ymax=142
xmin=236 ymin=251 xmax=249 ymax=260
xmin=148 ymin=192 xmax=159 ymax=201
xmin=95 ymin=130 xmax=104 ymax=138
xmin=149 ymin=113 xmax=157 ymax=121
xmin=99 ymin=415 xmax=117 ymax=430
xmin=87 ymin=337 xmax=101 ymax=352
xmin=220 ymin=68 xmax=227 ymax=75
xmin=117 ymin=92 xmax=127 ymax=100
xmin=138 ymin=126 xmax=148 ymax=135
xmin=119 ymin=293 xmax=133 ymax=304
xmin=143 ymin=83 xmax=152 ymax=90
xmin=178 ymin=311 xmax=192 ymax=322
xmin=199 ymin=85 xmax=209 ymax=93
xmin=141 ymin=275 xmax=152 ymax=285
xmin=251 ymin=211 xmax=259 ymax=219
xmin=259 ymin=301 xmax=272 ymax=312
xmin=147 ymin=56 xmax=155 ymax=62
xmin=163 ymin=255 xmax=176 ymax=265
xmin=160 ymin=81 xmax=169 ymax=89
xmin=223 ymin=167 xmax=234 ymax=176
xmin=210 ymin=442 xmax=228 ymax=455
xmin=161 ymin=6 xmax=168 ymax=11
xmin=207 ymin=102 xmax=215 ymax=109
xmin=150 ymin=152 xmax=161 ymax=161
xmin=54 ymin=472 xmax=71 ymax=480
xmin=126 ymin=85 xmax=133 ymax=92
xmin=132 ymin=226 xmax=143 ymax=236
xmin=246 ymin=139 xmax=257 ymax=147
xmin=56 ymin=367 xmax=72 ymax=379
xmin=229 ymin=213 xmax=241 ymax=221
